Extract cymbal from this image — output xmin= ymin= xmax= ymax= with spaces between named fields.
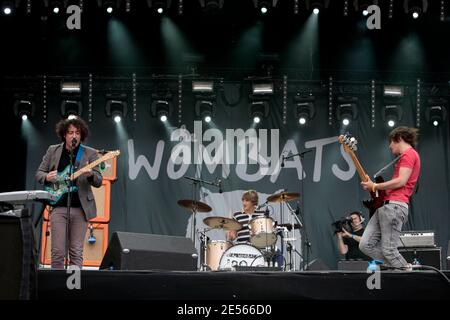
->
xmin=203 ymin=216 xmax=242 ymax=231
xmin=177 ymin=200 xmax=212 ymax=213
xmin=267 ymin=192 xmax=300 ymax=203
xmin=277 ymin=223 xmax=302 ymax=230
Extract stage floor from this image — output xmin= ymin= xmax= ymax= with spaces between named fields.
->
xmin=37 ymin=269 xmax=450 ymax=300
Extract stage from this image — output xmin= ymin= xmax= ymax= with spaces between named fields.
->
xmin=37 ymin=269 xmax=450 ymax=300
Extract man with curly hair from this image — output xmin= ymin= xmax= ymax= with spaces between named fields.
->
xmin=36 ymin=117 xmax=103 ymax=269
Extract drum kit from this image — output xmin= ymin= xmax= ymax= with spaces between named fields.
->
xmin=177 ymin=191 xmax=303 ymax=272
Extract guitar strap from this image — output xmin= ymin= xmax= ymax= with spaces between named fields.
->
xmin=75 ymin=144 xmax=85 ymax=170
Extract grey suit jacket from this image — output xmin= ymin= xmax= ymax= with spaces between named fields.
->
xmin=35 ymin=143 xmax=103 ymax=221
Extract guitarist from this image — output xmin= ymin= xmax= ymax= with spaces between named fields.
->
xmin=360 ymin=126 xmax=420 ymax=270
xmin=36 ymin=117 xmax=103 ymax=269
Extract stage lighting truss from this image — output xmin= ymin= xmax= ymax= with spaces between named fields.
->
xmin=404 ymin=0 xmax=428 ymax=19
xmin=383 ymin=105 xmax=403 ymax=128
xmin=426 ymin=99 xmax=447 ymax=127
xmin=294 ymin=96 xmax=315 ymax=126
xmin=105 ymin=93 xmax=128 ymax=123
xmin=13 ymin=95 xmax=35 ymax=120
xmin=336 ymin=97 xmax=358 ymax=126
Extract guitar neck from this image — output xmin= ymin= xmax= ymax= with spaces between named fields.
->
xmin=71 ymin=154 xmax=112 ymax=180
xmin=349 ymin=151 xmax=369 ymax=182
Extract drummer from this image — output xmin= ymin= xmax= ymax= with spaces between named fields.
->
xmin=227 ymin=190 xmax=265 ymax=243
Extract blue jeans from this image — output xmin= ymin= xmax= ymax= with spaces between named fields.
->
xmin=359 ymin=203 xmax=409 ymax=268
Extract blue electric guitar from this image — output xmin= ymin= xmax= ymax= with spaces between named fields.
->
xmin=44 ymin=150 xmax=120 ymax=206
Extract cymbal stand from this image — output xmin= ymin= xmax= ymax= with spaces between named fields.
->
xmin=198 ymin=227 xmax=213 ymax=271
xmin=285 ymin=202 xmax=305 ymax=271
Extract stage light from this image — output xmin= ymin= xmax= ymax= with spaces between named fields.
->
xmin=383 ymin=85 xmax=404 ymax=97
xmin=68 ymin=114 xmax=77 ymax=120
xmin=295 ymin=96 xmax=315 ymax=126
xmin=106 ymin=99 xmax=128 ymax=123
xmin=426 ymin=102 xmax=447 ymax=127
xmin=98 ymin=0 xmax=116 ymax=14
xmin=53 ymin=6 xmax=59 ymax=13
xmin=151 ymin=99 xmax=172 ymax=123
xmin=336 ymin=99 xmax=358 ymax=127
xmin=3 ymin=6 xmax=11 ymax=15
xmin=306 ymin=0 xmax=330 ymax=15
xmin=383 ymin=105 xmax=403 ymax=128
xmin=249 ymin=101 xmax=269 ymax=125
xmin=61 ymin=100 xmax=83 ymax=119
xmin=192 ymin=81 xmax=214 ymax=94
xmin=61 ymin=81 xmax=82 ymax=94
xmin=253 ymin=0 xmax=277 ymax=14
xmin=404 ymin=0 xmax=427 ymax=19
xmin=147 ymin=0 xmax=172 ymax=14
xmin=354 ymin=1 xmax=379 ymax=16
xmin=195 ymin=100 xmax=214 ymax=123
xmin=199 ymin=0 xmax=224 ymax=13
xmin=252 ymin=83 xmax=274 ymax=95
xmin=14 ymin=99 xmax=35 ymax=121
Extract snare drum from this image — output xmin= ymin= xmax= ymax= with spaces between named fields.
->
xmin=219 ymin=244 xmax=265 ymax=270
xmin=206 ymin=240 xmax=232 ymax=271
xmin=249 ymin=216 xmax=277 ymax=248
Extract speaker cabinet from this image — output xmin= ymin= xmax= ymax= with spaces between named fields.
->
xmin=100 ymin=232 xmax=198 ymax=271
xmin=41 ymin=222 xmax=108 ymax=267
xmin=0 ymin=209 xmax=36 ymax=299
xmin=399 ymin=247 xmax=442 ymax=270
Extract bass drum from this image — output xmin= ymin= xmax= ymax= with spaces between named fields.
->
xmin=219 ymin=244 xmax=266 ymax=270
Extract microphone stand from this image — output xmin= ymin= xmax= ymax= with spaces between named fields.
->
xmin=281 ymin=150 xmax=313 ymax=271
xmin=183 ymin=176 xmax=222 ymax=271
xmin=64 ymin=139 xmax=76 ymax=270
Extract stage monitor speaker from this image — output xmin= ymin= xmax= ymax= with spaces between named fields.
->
xmin=100 ymin=232 xmax=197 ymax=271
xmin=399 ymin=247 xmax=442 ymax=270
xmin=305 ymin=259 xmax=330 ymax=271
xmin=0 ymin=209 xmax=36 ymax=300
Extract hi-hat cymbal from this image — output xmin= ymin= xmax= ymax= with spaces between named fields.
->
xmin=177 ymin=200 xmax=212 ymax=213
xmin=203 ymin=216 xmax=242 ymax=231
xmin=267 ymin=192 xmax=300 ymax=203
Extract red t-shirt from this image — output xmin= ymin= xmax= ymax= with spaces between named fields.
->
xmin=384 ymin=147 xmax=421 ymax=203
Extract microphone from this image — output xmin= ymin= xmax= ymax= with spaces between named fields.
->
xmin=256 ymin=201 xmax=267 ymax=210
xmin=218 ymin=179 xmax=223 ymax=194
xmin=281 ymin=155 xmax=285 ymax=168
xmin=295 ymin=201 xmax=300 ymax=215
xmin=71 ymin=137 xmax=77 ymax=148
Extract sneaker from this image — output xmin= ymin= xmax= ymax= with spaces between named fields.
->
xmin=403 ymin=263 xmax=413 ymax=272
